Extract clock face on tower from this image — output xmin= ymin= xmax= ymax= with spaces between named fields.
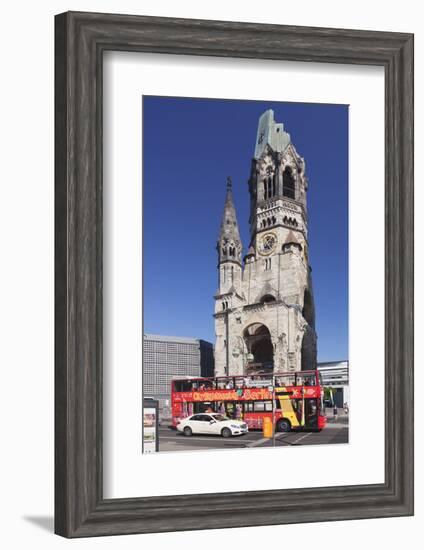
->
xmin=258 ymin=232 xmax=277 ymax=256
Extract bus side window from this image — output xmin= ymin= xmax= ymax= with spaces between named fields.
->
xmin=278 ymin=374 xmax=295 ymax=386
xmin=274 ymin=398 xmax=281 ymax=410
xmin=254 ymin=401 xmax=272 ymax=412
xmin=177 ymin=380 xmax=192 ymax=391
xmin=174 ymin=381 xmax=182 ymax=392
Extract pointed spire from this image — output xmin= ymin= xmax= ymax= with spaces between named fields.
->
xmin=227 ymin=175 xmax=232 ymax=192
xmin=246 ymin=244 xmax=255 ymax=257
xmin=285 ymin=230 xmax=299 ymax=245
xmin=283 ymin=230 xmax=302 ymax=252
xmin=220 ymin=176 xmax=241 ymax=241
xmin=217 ymin=176 xmax=242 ymax=264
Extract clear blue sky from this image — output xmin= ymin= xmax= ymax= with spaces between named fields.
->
xmin=143 ymin=96 xmax=348 ymax=362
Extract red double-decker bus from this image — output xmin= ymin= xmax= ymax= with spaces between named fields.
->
xmin=171 ymin=370 xmax=327 ymax=432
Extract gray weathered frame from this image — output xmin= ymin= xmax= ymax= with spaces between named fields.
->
xmin=55 ymin=11 xmax=414 ymax=538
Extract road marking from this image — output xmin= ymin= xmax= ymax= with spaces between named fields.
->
xmin=159 ymin=435 xmax=250 ymax=443
xmin=159 ymin=429 xmax=335 ymax=447
xmin=290 ymin=432 xmax=312 ymax=445
xmin=249 ymin=436 xmax=273 ymax=447
xmin=249 ymin=431 xmax=314 ymax=447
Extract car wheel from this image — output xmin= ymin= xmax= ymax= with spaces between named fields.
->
xmin=221 ymin=427 xmax=232 ymax=438
xmin=183 ymin=426 xmax=193 ymax=437
xmin=277 ymin=419 xmax=291 ymax=433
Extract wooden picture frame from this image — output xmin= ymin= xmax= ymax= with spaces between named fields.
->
xmin=55 ymin=11 xmax=414 ymax=537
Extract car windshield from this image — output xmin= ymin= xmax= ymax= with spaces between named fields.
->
xmin=211 ymin=414 xmax=228 ymax=422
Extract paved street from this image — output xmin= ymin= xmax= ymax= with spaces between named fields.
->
xmin=156 ymin=420 xmax=348 ymax=453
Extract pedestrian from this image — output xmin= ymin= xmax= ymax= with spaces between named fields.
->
xmin=333 ymin=405 xmax=338 ymax=421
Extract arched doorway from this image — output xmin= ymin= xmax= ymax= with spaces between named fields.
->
xmin=243 ymin=323 xmax=274 ymax=375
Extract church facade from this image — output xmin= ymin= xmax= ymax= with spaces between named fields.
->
xmin=214 ymin=109 xmax=317 ymax=377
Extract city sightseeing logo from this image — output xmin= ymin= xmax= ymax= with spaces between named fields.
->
xmin=192 ymin=388 xmax=271 ymax=401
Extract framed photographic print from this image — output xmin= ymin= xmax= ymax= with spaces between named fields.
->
xmin=55 ymin=11 xmax=414 ymax=537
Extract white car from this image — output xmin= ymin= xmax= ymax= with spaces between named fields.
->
xmin=177 ymin=413 xmax=248 ymax=438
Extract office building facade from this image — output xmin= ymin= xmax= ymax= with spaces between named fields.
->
xmin=143 ymin=334 xmax=214 ymax=419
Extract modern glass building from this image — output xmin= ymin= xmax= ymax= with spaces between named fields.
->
xmin=317 ymin=360 xmax=349 ymax=407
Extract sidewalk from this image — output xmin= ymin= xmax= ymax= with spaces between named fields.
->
xmin=325 ymin=407 xmax=349 ymax=425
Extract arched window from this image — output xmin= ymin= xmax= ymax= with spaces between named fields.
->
xmin=283 ymin=167 xmax=296 ymax=199
xmin=264 ymin=176 xmax=275 ymax=199
xmin=263 ymin=258 xmax=272 ymax=270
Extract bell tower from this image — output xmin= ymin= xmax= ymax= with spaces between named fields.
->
xmin=248 ymin=109 xmax=309 ymax=259
xmin=214 ymin=110 xmax=317 ymax=377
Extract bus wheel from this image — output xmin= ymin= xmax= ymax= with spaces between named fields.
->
xmin=183 ymin=426 xmax=193 ymax=437
xmin=221 ymin=427 xmax=232 ymax=438
xmin=277 ymin=419 xmax=291 ymax=433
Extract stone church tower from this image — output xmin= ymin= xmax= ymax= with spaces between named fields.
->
xmin=214 ymin=109 xmax=317 ymax=376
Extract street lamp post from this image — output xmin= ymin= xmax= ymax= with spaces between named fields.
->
xmin=268 ymin=383 xmax=275 ymax=447
xmin=225 ymin=307 xmax=229 ymax=376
